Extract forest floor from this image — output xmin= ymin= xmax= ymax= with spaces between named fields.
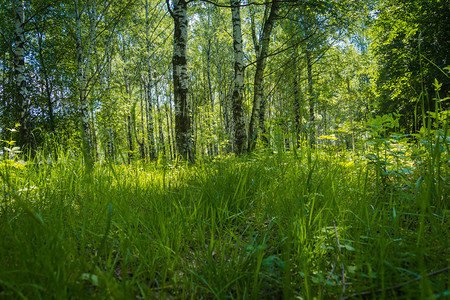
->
xmin=0 ymin=141 xmax=448 ymax=299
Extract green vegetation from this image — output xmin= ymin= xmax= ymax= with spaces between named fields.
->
xmin=1 ymin=117 xmax=448 ymax=299
xmin=1 ymin=0 xmax=449 ymax=298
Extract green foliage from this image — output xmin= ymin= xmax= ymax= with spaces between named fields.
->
xmin=0 ymin=126 xmax=448 ymax=298
xmin=0 ymin=1 xmax=449 ymax=296
xmin=371 ymin=0 xmax=450 ymax=131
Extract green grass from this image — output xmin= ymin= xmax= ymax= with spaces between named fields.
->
xmin=0 ymin=138 xmax=448 ymax=299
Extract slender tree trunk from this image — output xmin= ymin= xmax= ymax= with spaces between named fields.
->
xmin=145 ymin=0 xmax=156 ymax=160
xmin=215 ymin=33 xmax=229 ymax=154
xmin=247 ymin=0 xmax=279 ymax=151
xmin=306 ymin=46 xmax=315 ymax=147
xmin=1 ymin=52 xmax=6 ymax=114
xmin=347 ymin=78 xmax=355 ymax=152
xmin=350 ymin=117 xmax=355 ymax=152
xmin=322 ymin=102 xmax=327 ymax=142
xmin=90 ymin=110 xmax=98 ymax=160
xmin=206 ymin=32 xmax=217 ymax=156
xmin=259 ymin=96 xmax=268 ymax=144
xmin=167 ymin=0 xmax=194 ymax=161
xmin=293 ymin=47 xmax=302 ymax=147
xmin=127 ymin=114 xmax=133 ymax=164
xmin=106 ymin=127 xmax=115 ymax=159
xmin=193 ymin=103 xmax=199 ymax=155
xmin=249 ymin=6 xmax=259 ymax=55
xmin=75 ymin=0 xmax=93 ymax=166
xmin=165 ymin=101 xmax=173 ymax=159
xmin=138 ymin=89 xmax=146 ymax=159
xmin=14 ymin=0 xmax=35 ymax=156
xmin=102 ymin=6 xmax=114 ymax=161
xmin=168 ymin=94 xmax=176 ymax=160
xmin=230 ymin=0 xmax=247 ymax=154
xmin=220 ymin=90 xmax=231 ymax=153
xmin=156 ymin=91 xmax=165 ymax=157
xmin=131 ymin=83 xmax=145 ymax=160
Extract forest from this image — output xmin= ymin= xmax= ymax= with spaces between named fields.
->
xmin=0 ymin=0 xmax=448 ymax=298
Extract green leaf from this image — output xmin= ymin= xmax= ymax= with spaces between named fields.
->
xmin=433 ymin=78 xmax=442 ymax=91
xmin=365 ymin=154 xmax=377 ymax=161
xmin=344 ymin=241 xmax=355 ymax=251
xmin=262 ymin=255 xmax=285 ymax=271
xmin=81 ymin=273 xmax=99 ymax=286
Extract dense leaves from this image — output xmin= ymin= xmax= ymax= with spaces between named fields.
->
xmin=372 ymin=0 xmax=450 ymax=132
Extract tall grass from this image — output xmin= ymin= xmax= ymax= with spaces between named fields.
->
xmin=0 ymin=119 xmax=448 ymax=299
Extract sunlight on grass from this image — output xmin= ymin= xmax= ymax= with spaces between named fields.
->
xmin=0 ymin=134 xmax=448 ymax=299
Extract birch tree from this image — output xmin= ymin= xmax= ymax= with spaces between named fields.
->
xmin=247 ymin=0 xmax=279 ymax=152
xmin=292 ymin=45 xmax=303 ymax=147
xmin=230 ymin=0 xmax=247 ymax=154
xmin=13 ymin=0 xmax=35 ymax=156
xmin=145 ymin=0 xmax=156 ymax=160
xmin=74 ymin=0 xmax=133 ymax=165
xmin=305 ymin=44 xmax=315 ymax=147
xmin=74 ymin=0 xmax=95 ymax=166
xmin=167 ymin=0 xmax=194 ymax=161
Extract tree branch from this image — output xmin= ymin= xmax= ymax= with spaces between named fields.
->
xmin=188 ymin=0 xmax=281 ymax=8
xmin=165 ymin=0 xmax=174 ymax=18
xmin=0 ymin=30 xmax=15 ymax=55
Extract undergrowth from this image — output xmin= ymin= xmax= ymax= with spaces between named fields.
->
xmin=0 ymin=126 xmax=448 ymax=299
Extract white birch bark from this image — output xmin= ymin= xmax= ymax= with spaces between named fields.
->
xmin=230 ymin=0 xmax=247 ymax=154
xmin=74 ymin=0 xmax=93 ymax=166
xmin=167 ymin=0 xmax=194 ymax=161
xmin=145 ymin=0 xmax=156 ymax=160
xmin=127 ymin=114 xmax=133 ymax=163
xmin=165 ymin=100 xmax=173 ymax=159
xmin=306 ymin=46 xmax=315 ymax=147
xmin=14 ymin=0 xmax=35 ymax=155
xmin=156 ymin=90 xmax=165 ymax=156
xmin=293 ymin=46 xmax=302 ymax=147
xmin=247 ymin=0 xmax=279 ymax=151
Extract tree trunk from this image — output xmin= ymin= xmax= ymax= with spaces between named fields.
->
xmin=138 ymin=90 xmax=146 ymax=159
xmin=106 ymin=128 xmax=115 ymax=159
xmin=165 ymin=101 xmax=173 ymax=159
xmin=75 ymin=0 xmax=94 ymax=166
xmin=90 ymin=110 xmax=98 ymax=160
xmin=293 ymin=47 xmax=302 ymax=147
xmin=259 ymin=96 xmax=268 ymax=144
xmin=220 ymin=90 xmax=232 ymax=153
xmin=348 ymin=78 xmax=355 ymax=152
xmin=127 ymin=114 xmax=134 ymax=164
xmin=168 ymin=93 xmax=176 ymax=160
xmin=230 ymin=0 xmax=247 ymax=154
xmin=14 ymin=0 xmax=35 ymax=156
xmin=306 ymin=46 xmax=315 ymax=147
xmin=168 ymin=0 xmax=194 ymax=162
xmin=145 ymin=0 xmax=156 ymax=160
xmin=247 ymin=0 xmax=279 ymax=152
xmin=156 ymin=91 xmax=166 ymax=157
xmin=206 ymin=29 xmax=217 ymax=156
